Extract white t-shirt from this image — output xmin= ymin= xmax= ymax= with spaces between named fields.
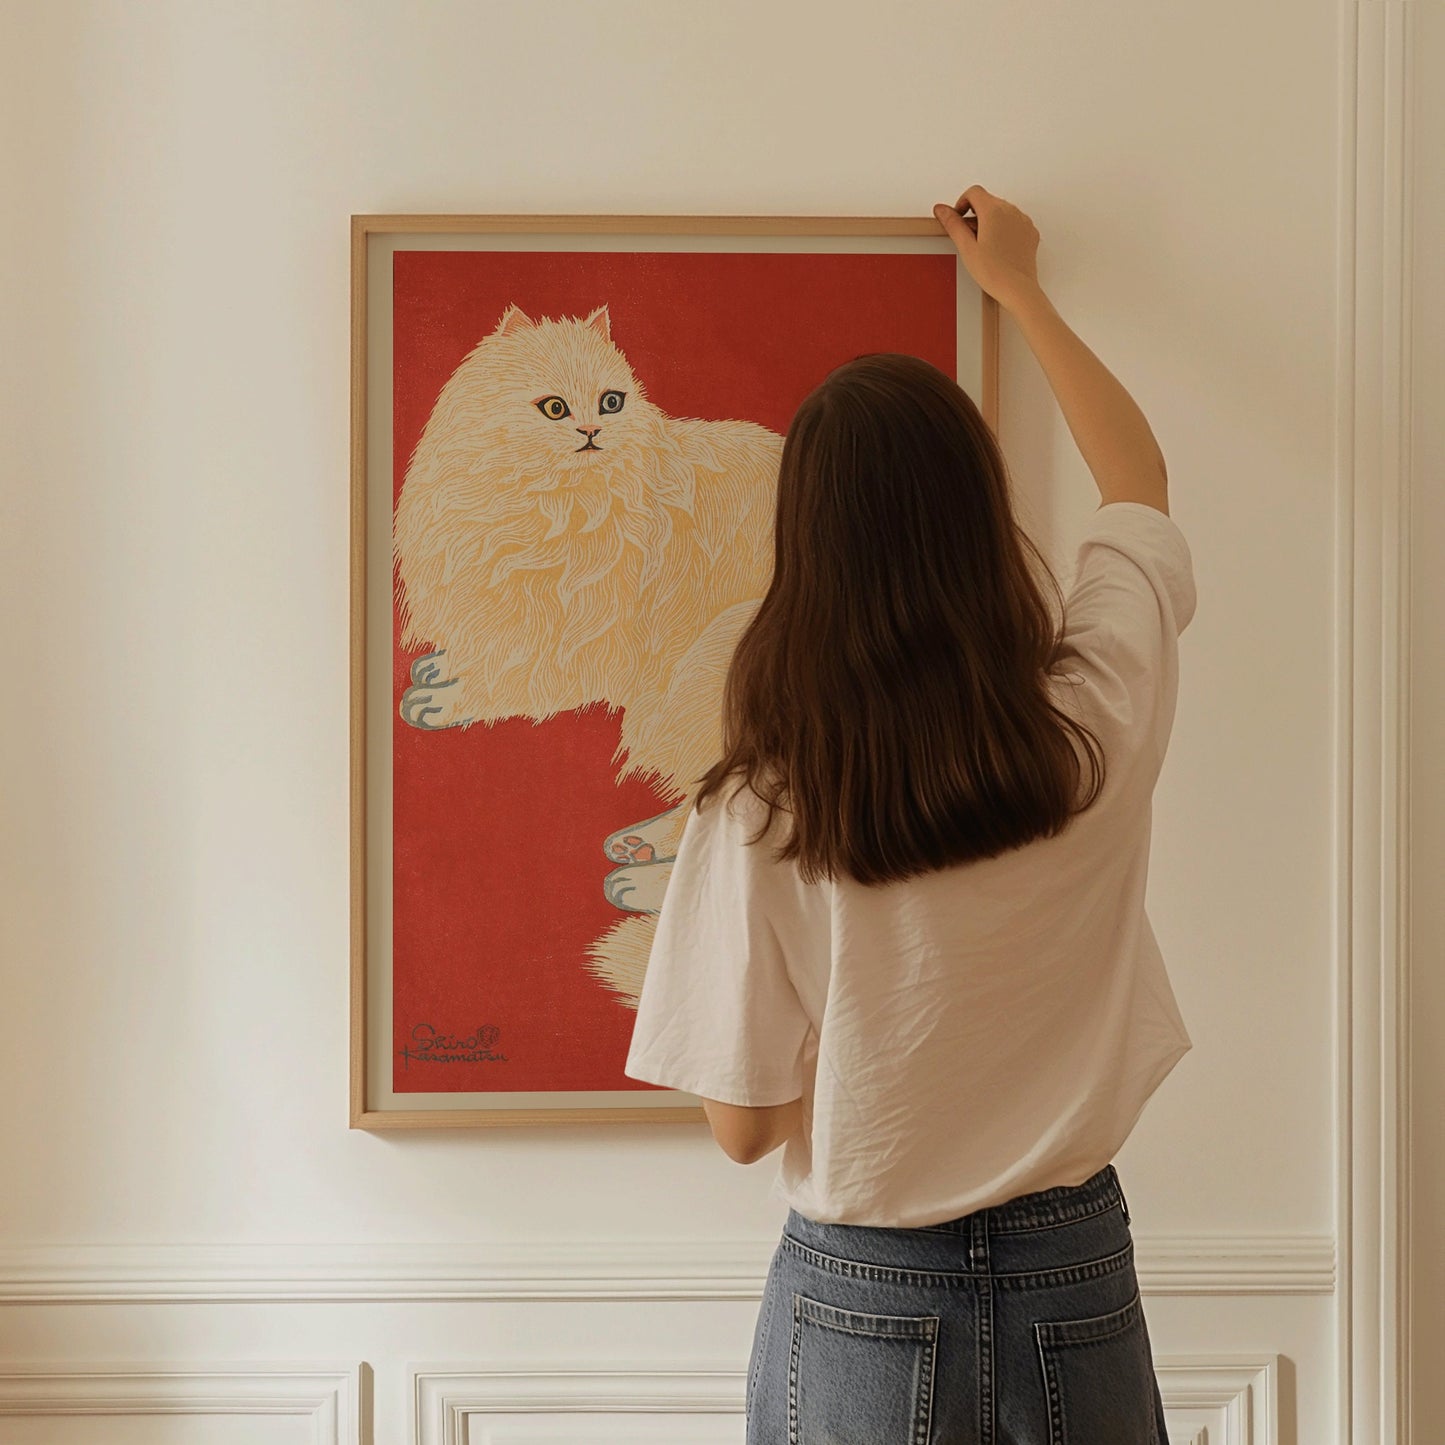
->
xmin=624 ymin=500 xmax=1197 ymax=1227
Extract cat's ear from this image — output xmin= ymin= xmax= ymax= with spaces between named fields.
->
xmin=582 ymin=304 xmax=612 ymax=343
xmin=494 ymin=303 xmax=536 ymax=337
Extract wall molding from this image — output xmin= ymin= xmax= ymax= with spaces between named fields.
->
xmin=0 ymin=1364 xmax=362 ymax=1443
xmin=0 ymin=1234 xmax=1333 ymax=1304
xmin=411 ymin=1356 xmax=1279 ymax=1445
xmin=0 ymin=1354 xmax=1277 ymax=1445
xmin=1153 ymin=1356 xmax=1281 ymax=1445
xmin=1336 ymin=3 xmax=1415 ymax=1444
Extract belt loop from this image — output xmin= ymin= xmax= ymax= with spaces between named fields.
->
xmin=969 ymin=1210 xmax=989 ymax=1270
xmin=1112 ymin=1165 xmax=1132 ymax=1226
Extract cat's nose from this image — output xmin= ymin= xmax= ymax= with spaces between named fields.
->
xmin=577 ymin=425 xmax=600 ymax=437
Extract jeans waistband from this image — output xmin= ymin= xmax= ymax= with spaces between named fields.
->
xmin=911 ymin=1163 xmax=1129 ymax=1235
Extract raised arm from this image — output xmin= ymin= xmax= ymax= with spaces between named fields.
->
xmin=934 ymin=186 xmax=1171 ymax=515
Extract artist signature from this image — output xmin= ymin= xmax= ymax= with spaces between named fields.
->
xmin=397 ymin=1022 xmax=508 ymax=1068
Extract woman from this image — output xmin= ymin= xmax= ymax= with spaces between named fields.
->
xmin=624 ymin=184 xmax=1190 ymax=1445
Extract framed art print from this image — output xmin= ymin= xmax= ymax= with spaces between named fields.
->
xmin=350 ymin=212 xmax=999 ymax=1129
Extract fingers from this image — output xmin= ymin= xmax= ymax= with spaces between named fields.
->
xmin=955 ymin=184 xmax=992 ymax=214
xmin=932 ymin=203 xmax=975 ymax=247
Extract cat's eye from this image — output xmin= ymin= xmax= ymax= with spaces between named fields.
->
xmin=599 ymin=390 xmax=626 ymax=414
xmin=536 ymin=396 xmax=571 ymax=420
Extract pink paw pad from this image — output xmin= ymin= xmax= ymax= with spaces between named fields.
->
xmin=607 ymin=834 xmax=655 ymax=864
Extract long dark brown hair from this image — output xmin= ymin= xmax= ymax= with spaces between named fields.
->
xmin=691 ymin=351 xmax=1106 ymax=887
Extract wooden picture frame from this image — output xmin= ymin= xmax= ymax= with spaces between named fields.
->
xmin=350 ymin=213 xmax=1000 ymax=1129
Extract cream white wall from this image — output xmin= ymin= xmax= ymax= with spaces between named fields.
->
xmin=0 ymin=1 xmax=1417 ymax=1442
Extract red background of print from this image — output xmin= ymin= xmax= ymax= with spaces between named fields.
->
xmin=391 ymin=247 xmax=957 ymax=1093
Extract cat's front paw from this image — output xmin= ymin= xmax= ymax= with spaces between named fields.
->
xmin=399 ymin=677 xmax=473 ymax=730
xmin=409 ymin=649 xmax=451 ymax=687
xmin=604 ymin=859 xmax=673 ymax=914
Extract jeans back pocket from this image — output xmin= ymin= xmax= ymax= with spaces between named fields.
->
xmin=1034 ymin=1288 xmax=1160 ymax=1445
xmin=787 ymin=1293 xmax=938 ymax=1445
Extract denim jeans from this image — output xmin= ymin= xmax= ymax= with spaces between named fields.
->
xmin=745 ymin=1163 xmax=1168 ymax=1444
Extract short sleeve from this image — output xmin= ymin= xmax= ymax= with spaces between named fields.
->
xmin=1056 ymin=500 xmax=1197 ymax=766
xmin=623 ymin=785 xmax=813 ymax=1107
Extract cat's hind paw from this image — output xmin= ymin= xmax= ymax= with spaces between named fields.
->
xmin=602 ymin=805 xmax=687 ymax=865
xmin=604 ymin=859 xmax=673 ymax=914
xmin=606 ymin=833 xmax=656 ymax=865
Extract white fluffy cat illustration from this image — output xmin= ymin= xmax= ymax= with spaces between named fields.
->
xmin=393 ymin=302 xmax=781 ymax=1006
